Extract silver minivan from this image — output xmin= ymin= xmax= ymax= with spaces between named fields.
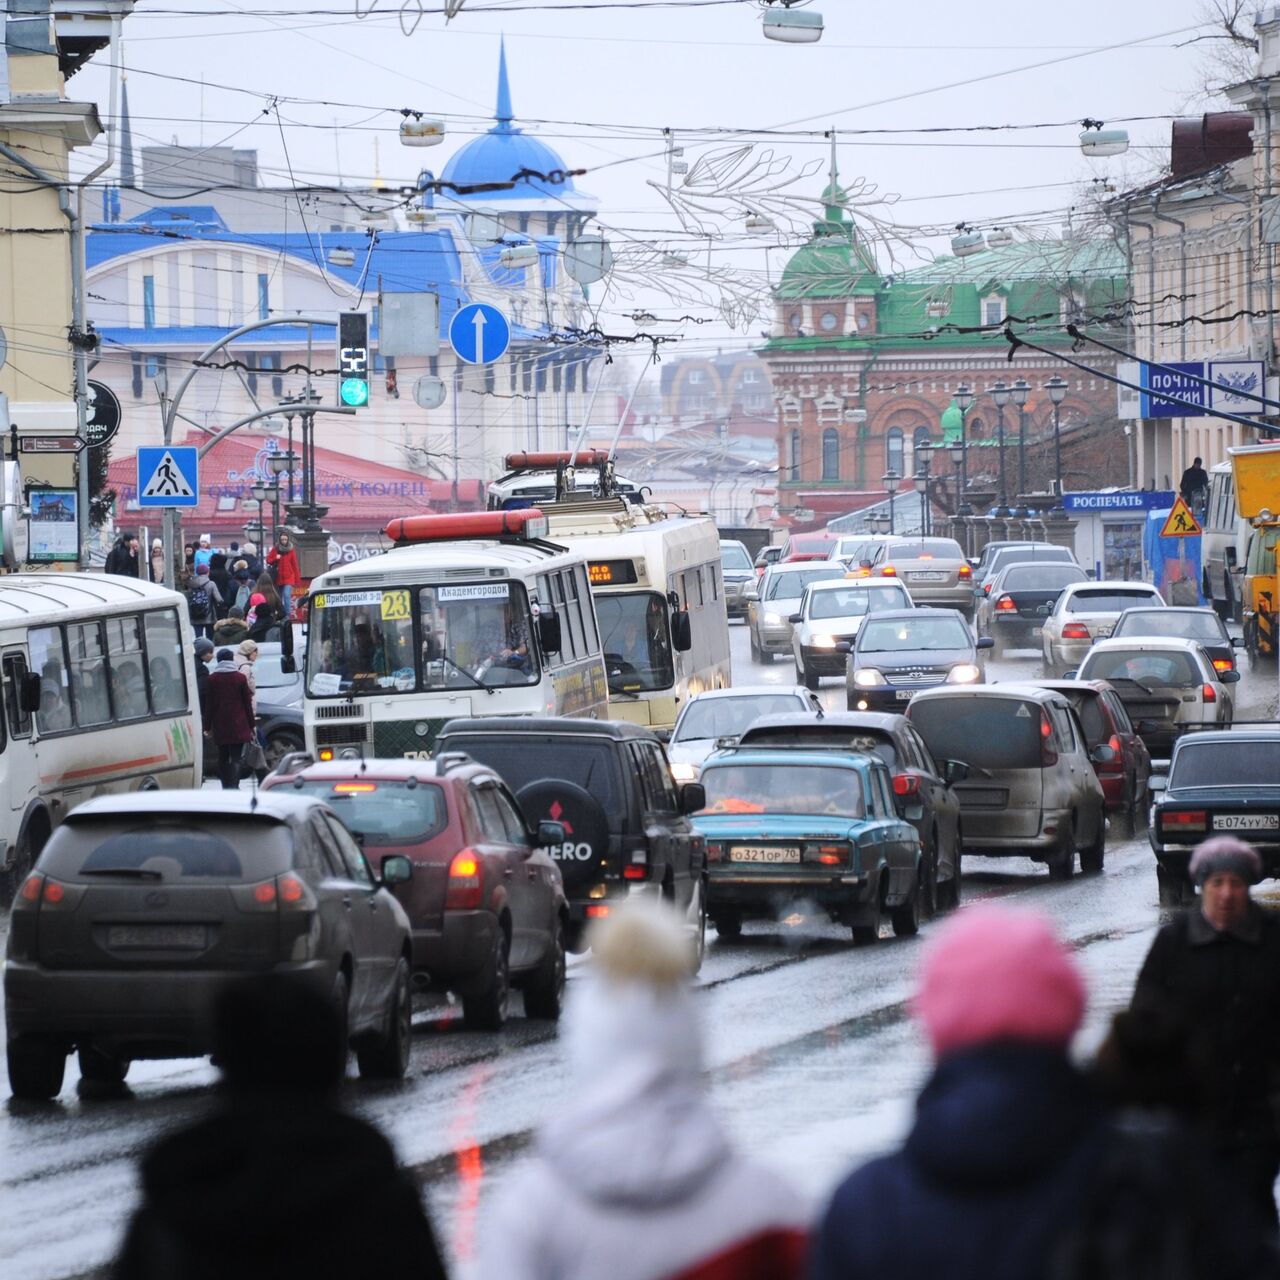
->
xmin=906 ymin=684 xmax=1107 ymax=879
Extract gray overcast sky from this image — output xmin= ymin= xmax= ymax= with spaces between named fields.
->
xmin=70 ymin=0 xmax=1227 ymax=343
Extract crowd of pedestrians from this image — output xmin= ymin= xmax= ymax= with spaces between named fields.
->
xmin=110 ymin=847 xmax=1280 ymax=1278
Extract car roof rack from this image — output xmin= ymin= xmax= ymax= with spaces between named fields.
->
xmin=272 ymin=750 xmax=314 ymax=776
xmin=434 ymin=750 xmax=473 ymax=773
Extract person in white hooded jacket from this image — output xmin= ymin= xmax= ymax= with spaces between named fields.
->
xmin=476 ymin=901 xmax=808 ymax=1280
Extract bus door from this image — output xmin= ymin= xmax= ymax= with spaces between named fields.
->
xmin=1 ymin=651 xmax=32 ymax=817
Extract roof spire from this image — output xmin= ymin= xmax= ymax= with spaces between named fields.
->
xmin=495 ymin=36 xmax=514 ymax=130
xmin=119 ymin=70 xmax=136 ymax=189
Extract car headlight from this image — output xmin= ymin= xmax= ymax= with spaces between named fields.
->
xmin=947 ymin=663 xmax=981 ymax=684
xmin=812 ymin=633 xmax=837 ymax=649
xmin=670 ymin=761 xmax=699 ymax=783
xmin=764 ymin=611 xmax=783 ymax=625
xmin=853 ymin=667 xmax=884 ymax=688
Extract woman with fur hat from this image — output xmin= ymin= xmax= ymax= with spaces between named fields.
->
xmin=1133 ymin=836 xmax=1280 ymax=1225
xmin=477 ymin=901 xmax=807 ymax=1280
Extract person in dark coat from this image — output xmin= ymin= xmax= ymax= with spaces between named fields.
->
xmin=105 ymin=534 xmax=141 ymax=578
xmin=113 ymin=972 xmax=449 ymax=1280
xmin=1132 ymin=836 xmax=1280 ymax=1226
xmin=204 ymin=648 xmax=254 ymax=790
xmin=208 ymin=552 xmax=233 ymax=617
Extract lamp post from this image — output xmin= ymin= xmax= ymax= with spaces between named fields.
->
xmin=1011 ymin=377 xmax=1030 ymax=504
xmin=251 ymin=480 xmax=280 ymax=546
xmin=990 ymin=380 xmax=1011 ymax=515
xmin=953 ymin=383 xmax=973 ymax=515
xmin=882 ymin=469 xmax=900 ymax=535
xmin=1045 ymin=376 xmax=1068 ymax=507
xmin=915 ymin=442 xmax=933 ymax=536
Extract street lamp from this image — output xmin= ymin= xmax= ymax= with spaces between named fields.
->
xmin=1011 ymin=378 xmax=1030 ymax=503
xmin=990 ymin=381 xmax=1011 ymax=515
xmin=915 ymin=442 xmax=933 ymax=536
xmin=882 ymin=469 xmax=900 ymax=535
xmin=251 ymin=480 xmax=281 ymax=545
xmin=1045 ymin=375 xmax=1069 ymax=507
xmin=953 ymin=383 xmax=973 ymax=515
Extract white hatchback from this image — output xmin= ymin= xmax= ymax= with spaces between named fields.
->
xmin=1041 ymin=581 xmax=1165 ymax=678
xmin=791 ymin=578 xmax=915 ymax=689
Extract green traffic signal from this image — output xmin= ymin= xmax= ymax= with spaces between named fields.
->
xmin=340 ymin=377 xmax=370 ymax=407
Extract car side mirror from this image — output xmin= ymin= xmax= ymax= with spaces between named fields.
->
xmin=536 ymin=819 xmax=566 ymax=847
xmin=835 ymin=640 xmax=852 ymax=654
xmin=1220 ymin=669 xmax=1242 ymax=684
xmin=788 ymin=612 xmax=802 ymax=624
xmin=680 ymin=782 xmax=706 ymax=814
xmin=1148 ymin=774 xmax=1168 ymax=793
xmin=1037 ymin=603 xmax=1052 ymax=615
xmin=379 ymin=854 xmax=413 ymax=886
xmin=537 ymin=611 xmax=562 ymax=656
xmin=280 ymin=654 xmax=297 ymax=674
xmin=1232 ymin=636 xmax=1245 ymax=648
xmin=671 ymin=610 xmax=693 ymax=652
xmin=20 ymin=672 xmax=41 ymax=714
xmin=943 ymin=759 xmax=969 ymax=785
xmin=1063 ymin=669 xmax=1079 ymax=679
xmin=976 ymin=636 xmax=995 ymax=650
xmin=742 ymin=587 xmax=759 ymax=602
xmin=1089 ymin=744 xmax=1117 ymax=764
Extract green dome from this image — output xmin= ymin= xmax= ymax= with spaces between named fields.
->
xmin=940 ymin=401 xmax=964 ymax=442
xmin=776 ymin=180 xmax=881 ymax=302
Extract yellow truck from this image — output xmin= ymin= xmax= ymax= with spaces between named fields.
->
xmin=1229 ymin=443 xmax=1280 ymax=660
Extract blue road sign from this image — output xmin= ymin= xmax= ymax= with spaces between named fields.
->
xmin=450 ymin=303 xmax=511 ymax=365
xmin=137 ymin=446 xmax=199 ymax=508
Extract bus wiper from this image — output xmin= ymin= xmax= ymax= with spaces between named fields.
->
xmin=438 ymin=653 xmax=495 ymax=695
xmin=82 ymin=867 xmax=163 ymax=880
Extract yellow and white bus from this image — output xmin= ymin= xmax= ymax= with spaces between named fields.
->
xmin=0 ymin=575 xmax=200 ymax=899
xmin=303 ymin=509 xmax=609 ymax=759
xmin=545 ymin=498 xmax=731 ymax=731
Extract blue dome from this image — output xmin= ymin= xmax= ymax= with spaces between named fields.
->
xmin=440 ymin=41 xmax=580 ymax=204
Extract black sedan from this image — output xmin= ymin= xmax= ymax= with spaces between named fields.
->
xmin=976 ymin=562 xmax=1089 ymax=654
xmin=738 ymin=711 xmax=967 ymax=912
xmin=845 ymin=609 xmax=993 ymax=713
xmin=1110 ymin=605 xmax=1244 ymax=675
xmin=1149 ymin=729 xmax=1280 ymax=906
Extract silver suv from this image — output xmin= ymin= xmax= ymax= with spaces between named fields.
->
xmin=906 ymin=684 xmax=1107 ymax=880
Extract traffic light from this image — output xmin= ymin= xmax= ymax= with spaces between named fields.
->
xmin=337 ymin=311 xmax=370 ymax=407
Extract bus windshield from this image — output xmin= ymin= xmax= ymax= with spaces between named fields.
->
xmin=307 ymin=581 xmax=538 ymax=696
xmin=596 ymin=591 xmax=675 ymax=694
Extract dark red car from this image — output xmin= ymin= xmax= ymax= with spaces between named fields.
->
xmin=1037 ymin=679 xmax=1151 ymax=833
xmin=781 ymin=531 xmax=839 ymax=562
xmin=264 ymin=756 xmax=568 ymax=1031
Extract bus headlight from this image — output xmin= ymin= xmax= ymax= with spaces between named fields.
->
xmin=812 ymin=633 xmax=837 ymax=649
xmin=853 ymin=668 xmax=884 ymax=688
xmin=947 ymin=663 xmax=981 ymax=684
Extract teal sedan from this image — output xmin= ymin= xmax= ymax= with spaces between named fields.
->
xmin=693 ymin=748 xmax=923 ymax=944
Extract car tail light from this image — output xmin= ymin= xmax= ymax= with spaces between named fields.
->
xmin=1212 ymin=657 xmax=1234 ymax=673
xmin=445 ymin=850 xmax=482 ymax=910
xmin=333 ymin=782 xmax=377 ymax=793
xmin=278 ymin=873 xmax=315 ymax=909
xmin=1161 ymin=809 xmax=1207 ymax=834
xmin=1061 ymin=622 xmax=1091 ymax=640
xmin=15 ymin=872 xmax=43 ymax=909
xmin=958 ymin=564 xmax=972 ymax=580
xmin=623 ymin=859 xmax=649 ymax=881
xmin=879 ymin=565 xmax=897 ymax=577
xmin=892 ymin=773 xmax=920 ymax=797
xmin=995 ymin=594 xmax=1016 ymax=612
xmin=586 ymin=904 xmax=611 ymax=919
xmin=802 ymin=842 xmax=849 ymax=865
xmin=706 ymin=841 xmax=725 ymax=863
xmin=16 ymin=874 xmax=78 ymax=910
xmin=1040 ymin=709 xmax=1058 ymax=767
xmin=1202 ymin=682 xmax=1216 ymax=703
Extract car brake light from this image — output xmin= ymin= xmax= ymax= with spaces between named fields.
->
xmin=802 ymin=842 xmax=848 ymax=864
xmin=278 ymin=873 xmax=311 ymax=907
xmin=1061 ymin=622 xmax=1091 ymax=640
xmin=706 ymin=841 xmax=725 ymax=863
xmin=624 ymin=863 xmax=648 ymax=881
xmin=1213 ymin=657 xmax=1234 ymax=672
xmin=892 ymin=773 xmax=920 ymax=797
xmin=983 ymin=584 xmax=992 ymax=596
xmin=958 ymin=564 xmax=972 ymax=579
xmin=1202 ymin=682 xmax=1216 ymax=703
xmin=879 ymin=565 xmax=897 ymax=577
xmin=253 ymin=881 xmax=277 ymax=905
xmin=1040 ymin=709 xmax=1058 ymax=767
xmin=586 ymin=904 xmax=611 ymax=919
xmin=333 ymin=782 xmax=377 ymax=793
xmin=446 ymin=850 xmax=482 ymax=910
xmin=1161 ymin=809 xmax=1206 ymax=833
xmin=995 ymin=595 xmax=1016 ymax=612
xmin=16 ymin=872 xmax=43 ymax=906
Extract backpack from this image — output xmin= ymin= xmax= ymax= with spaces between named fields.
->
xmin=234 ymin=582 xmax=252 ymax=613
xmin=188 ymin=584 xmax=212 ymax=622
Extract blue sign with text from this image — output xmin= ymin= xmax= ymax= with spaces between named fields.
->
xmin=1062 ymin=490 xmax=1175 ymax=514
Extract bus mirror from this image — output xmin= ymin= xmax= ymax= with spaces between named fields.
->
xmin=280 ymin=654 xmax=297 ymax=674
xmin=21 ymin=673 xmax=41 ymax=714
xmin=671 ymin=610 xmax=693 ymax=652
xmin=537 ymin=611 xmax=563 ymax=655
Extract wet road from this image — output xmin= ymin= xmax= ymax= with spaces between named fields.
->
xmin=3 ymin=621 xmax=1278 ymax=1280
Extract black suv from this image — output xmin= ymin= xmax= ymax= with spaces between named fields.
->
xmin=434 ymin=718 xmax=708 ymax=968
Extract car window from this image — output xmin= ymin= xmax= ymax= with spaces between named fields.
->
xmin=909 ymin=696 xmax=1044 ymax=770
xmin=700 ymin=763 xmax=863 ymax=817
xmin=1064 ymin=692 xmax=1107 ymax=748
xmin=858 ymin=615 xmax=971 ymax=652
xmin=1049 ymin=705 xmax=1078 ymax=754
xmin=1067 ymin=588 xmax=1163 ymax=613
xmin=1104 ymin=691 xmax=1134 ymax=734
xmin=673 ymin=693 xmax=807 ymax=742
xmin=990 ymin=546 xmax=1073 ymax=576
xmin=738 ymin=726 xmax=897 ymax=767
xmin=998 ymin=565 xmax=1088 ymax=591
xmin=1082 ymin=649 xmax=1200 ymax=688
xmin=884 ymin=539 xmax=963 ymax=560
xmin=909 ymin=729 xmax=941 ymax=778
xmin=322 ymin=813 xmax=375 ymax=886
xmin=472 ymin=784 xmax=514 ymax=844
xmin=720 ymin=543 xmax=753 ymax=571
xmin=1172 ymin=740 xmax=1280 ymax=788
xmin=491 ymin=785 xmax=530 ymax=842
xmin=630 ymin=742 xmax=678 ymax=813
xmin=765 ymin=567 xmax=844 ymax=600
xmin=287 ymin=779 xmax=448 ymax=846
xmin=310 ymin=815 xmax=346 ymax=876
xmin=1112 ymin=610 xmax=1226 ymax=643
xmin=873 ymin=767 xmax=896 ymax=816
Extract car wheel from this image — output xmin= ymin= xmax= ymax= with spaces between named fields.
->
xmin=8 ymin=1036 xmax=66 ymax=1101
xmin=356 ymin=957 xmax=412 ymax=1079
xmin=749 ymin=631 xmax=761 ymax=662
xmin=712 ymin=910 xmax=742 ymax=941
xmin=77 ymin=1045 xmax=130 ymax=1086
xmin=523 ymin=920 xmax=567 ymax=1021
xmin=264 ymin=728 xmax=304 ymax=772
xmin=1049 ymin=818 xmax=1076 ymax=881
xmin=684 ymin=877 xmax=707 ymax=974
xmin=332 ymin=970 xmax=351 ymax=1078
xmin=1156 ymin=862 xmax=1196 ymax=908
xmin=1080 ymin=811 xmax=1106 ymax=874
xmin=851 ymin=875 xmax=885 ymax=945
xmin=891 ymin=869 xmax=922 ymax=937
xmin=463 ymin=930 xmax=510 ymax=1031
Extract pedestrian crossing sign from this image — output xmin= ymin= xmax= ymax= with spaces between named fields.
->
xmin=137 ymin=446 xmax=199 ymax=508
xmin=1160 ymin=495 xmax=1203 ymax=538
